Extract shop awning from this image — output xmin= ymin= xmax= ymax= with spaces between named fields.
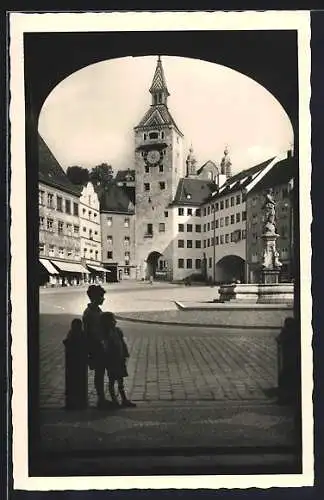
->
xmin=40 ymin=258 xmax=59 ymax=274
xmin=87 ymin=264 xmax=111 ymax=273
xmin=50 ymin=260 xmax=90 ymax=273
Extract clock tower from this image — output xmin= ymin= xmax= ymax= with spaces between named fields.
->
xmin=134 ymin=56 xmax=185 ymax=280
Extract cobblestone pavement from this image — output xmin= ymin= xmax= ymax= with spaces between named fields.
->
xmin=40 ymin=314 xmax=278 ymax=408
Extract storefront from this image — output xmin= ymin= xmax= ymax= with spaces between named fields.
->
xmin=39 ymin=258 xmax=60 ymax=286
xmin=50 ymin=260 xmax=90 ymax=286
xmin=86 ymin=263 xmax=111 ymax=284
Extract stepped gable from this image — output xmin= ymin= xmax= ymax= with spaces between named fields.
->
xmin=38 ymin=134 xmax=81 ymax=196
xmin=172 ymin=178 xmax=216 ymax=206
xmin=99 ymin=183 xmax=135 ymax=214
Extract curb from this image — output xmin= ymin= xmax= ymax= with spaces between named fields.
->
xmin=114 ymin=314 xmax=280 ymax=330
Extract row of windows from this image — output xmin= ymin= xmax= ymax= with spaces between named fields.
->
xmin=201 ymin=195 xmax=242 ymax=216
xmin=39 ymin=243 xmax=80 ymax=259
xmin=178 ymin=208 xmax=201 ymax=217
xmin=107 ymin=217 xmax=130 ymax=227
xmin=203 ymin=212 xmax=247 ymax=231
xmin=39 ymin=216 xmax=79 ymax=235
xmin=39 ymin=191 xmax=79 ymax=216
xmin=106 ymin=236 xmax=130 ymax=245
xmin=177 ymin=231 xmax=246 ymax=250
xmin=81 ymin=207 xmax=99 ymax=220
xmin=178 ymin=258 xmax=202 ymax=270
xmin=144 ymin=181 xmax=166 ymax=191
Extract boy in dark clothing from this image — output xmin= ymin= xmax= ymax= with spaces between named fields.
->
xmin=82 ymin=285 xmax=113 ymax=409
xmin=100 ymin=312 xmax=136 ymax=408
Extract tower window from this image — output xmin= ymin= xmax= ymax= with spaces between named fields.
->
xmin=146 ymin=224 xmax=153 ymax=236
xmin=161 ymin=131 xmax=164 ymax=139
xmin=159 ymin=223 xmax=165 ymax=232
xmin=164 ymin=211 xmax=168 ymax=217
xmin=178 ymin=208 xmax=184 ymax=216
xmin=159 ymin=164 xmax=164 ymax=173
xmin=159 ymin=181 xmax=166 ymax=190
xmin=144 ymin=183 xmax=150 ymax=191
xmin=143 ymin=133 xmax=147 ymax=140
xmin=145 ymin=165 xmax=149 ymax=173
xmin=149 ymin=132 xmax=158 ymax=140
xmin=158 ymin=94 xmax=162 ymax=104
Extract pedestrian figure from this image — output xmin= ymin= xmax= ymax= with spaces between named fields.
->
xmin=82 ymin=284 xmax=113 ymax=410
xmin=63 ymin=318 xmax=88 ymax=410
xmin=100 ymin=312 xmax=136 ymax=408
xmin=149 ymin=275 xmax=153 ymax=285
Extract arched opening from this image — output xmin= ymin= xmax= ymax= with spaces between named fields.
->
xmin=146 ymin=251 xmax=163 ymax=280
xmin=216 ymin=255 xmax=245 ymax=284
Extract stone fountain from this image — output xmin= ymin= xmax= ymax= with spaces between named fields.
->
xmin=219 ymin=188 xmax=294 ymax=304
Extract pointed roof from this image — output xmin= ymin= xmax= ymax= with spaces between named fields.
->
xmin=135 ymin=105 xmax=183 ymax=136
xmin=38 ymin=134 xmax=81 ymax=196
xmin=149 ymin=56 xmax=170 ymax=96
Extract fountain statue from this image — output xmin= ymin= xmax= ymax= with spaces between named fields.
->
xmin=261 ymin=188 xmax=282 ymax=275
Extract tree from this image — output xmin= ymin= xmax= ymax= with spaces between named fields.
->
xmin=89 ymin=163 xmax=114 ymax=188
xmin=66 ymin=166 xmax=89 ymax=185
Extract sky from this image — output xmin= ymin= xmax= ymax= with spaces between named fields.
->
xmin=38 ymin=55 xmax=293 ymax=175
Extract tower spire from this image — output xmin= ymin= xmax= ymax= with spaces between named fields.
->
xmin=149 ymin=56 xmax=170 ymax=106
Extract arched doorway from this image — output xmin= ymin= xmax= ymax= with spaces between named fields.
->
xmin=216 ymin=255 xmax=245 ymax=284
xmin=146 ymin=251 xmax=163 ymax=280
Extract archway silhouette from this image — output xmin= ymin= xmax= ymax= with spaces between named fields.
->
xmin=146 ymin=251 xmax=163 ymax=280
xmin=216 ymin=255 xmax=245 ymax=284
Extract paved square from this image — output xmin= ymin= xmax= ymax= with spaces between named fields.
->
xmin=40 ymin=315 xmax=278 ymax=407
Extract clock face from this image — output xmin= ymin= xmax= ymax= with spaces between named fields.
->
xmin=146 ymin=149 xmax=161 ymax=165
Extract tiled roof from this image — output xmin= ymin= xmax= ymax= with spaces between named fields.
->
xmin=149 ymin=56 xmax=170 ymax=95
xmin=171 ymin=178 xmax=216 ymax=206
xmin=115 ymin=169 xmax=136 ymax=183
xmin=135 ymin=105 xmax=183 ymax=136
xmin=38 ymin=135 xmax=81 ymax=196
xmin=248 ymin=156 xmax=295 ymax=193
xmin=99 ymin=183 xmax=135 ymax=214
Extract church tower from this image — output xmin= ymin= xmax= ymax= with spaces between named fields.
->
xmin=186 ymin=144 xmax=197 ymax=177
xmin=134 ymin=56 xmax=185 ymax=280
xmin=220 ymin=146 xmax=232 ymax=178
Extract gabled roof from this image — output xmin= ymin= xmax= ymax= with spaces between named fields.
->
xmin=171 ymin=178 xmax=216 ymax=206
xmin=196 ymin=160 xmax=219 ymax=176
xmin=248 ymin=156 xmax=295 ymax=194
xmin=99 ymin=183 xmax=135 ymax=214
xmin=135 ymin=105 xmax=183 ymax=136
xmin=115 ymin=169 xmax=136 ymax=183
xmin=213 ymin=157 xmax=275 ymax=199
xmin=38 ymin=135 xmax=82 ymax=196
